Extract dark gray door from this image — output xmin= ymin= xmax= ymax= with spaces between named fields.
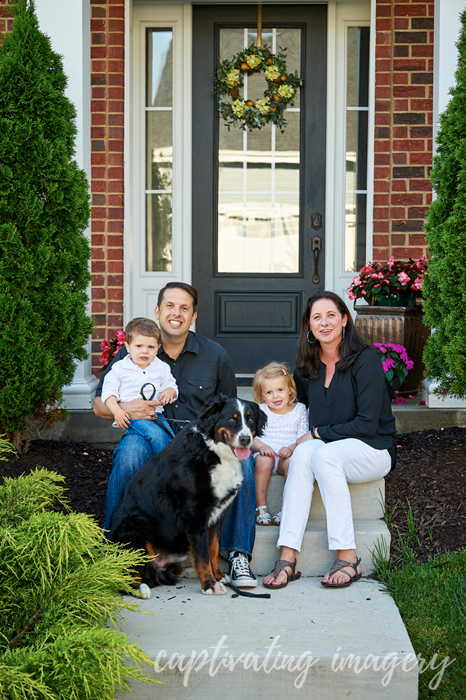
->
xmin=192 ymin=5 xmax=327 ymax=373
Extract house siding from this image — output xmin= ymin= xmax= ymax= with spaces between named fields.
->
xmin=374 ymin=0 xmax=434 ymax=262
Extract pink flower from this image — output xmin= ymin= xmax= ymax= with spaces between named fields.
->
xmin=412 ymin=276 xmax=423 ymax=291
xmin=116 ymin=329 xmax=126 ymax=340
xmin=348 ymin=290 xmax=356 ymax=300
xmin=353 ymin=275 xmax=362 ymax=286
xmin=361 ymin=290 xmax=367 ymax=295
xmin=398 ymin=272 xmax=410 ymax=286
xmin=387 ymin=256 xmax=395 ymax=269
xmin=406 ymin=360 xmax=414 ymax=370
xmin=377 ymin=272 xmax=384 ymax=279
xmin=100 ymin=340 xmax=110 ymax=351
xmin=394 ymin=396 xmax=406 ymax=404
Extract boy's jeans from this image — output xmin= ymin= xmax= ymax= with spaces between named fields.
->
xmin=103 ymin=419 xmax=256 ymax=560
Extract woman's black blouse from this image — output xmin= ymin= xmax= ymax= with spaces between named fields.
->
xmin=294 ymin=348 xmax=397 ymax=465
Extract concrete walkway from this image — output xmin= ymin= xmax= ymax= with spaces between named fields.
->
xmin=117 ymin=577 xmax=418 ymax=699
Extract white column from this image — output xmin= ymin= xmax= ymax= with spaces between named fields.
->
xmin=36 ymin=0 xmax=98 ymax=408
xmin=423 ymin=0 xmax=466 ymax=407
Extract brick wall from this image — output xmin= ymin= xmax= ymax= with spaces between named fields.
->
xmin=0 ymin=1 xmax=13 ymax=44
xmin=90 ymin=0 xmax=125 ymax=376
xmin=374 ymin=0 xmax=434 ymax=262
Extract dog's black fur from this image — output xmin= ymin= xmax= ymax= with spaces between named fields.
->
xmin=109 ymin=394 xmax=266 ymax=596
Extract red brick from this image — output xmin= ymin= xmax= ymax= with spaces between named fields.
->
xmin=376 ymin=72 xmax=391 ymax=85
xmin=391 ymin=234 xmax=406 ymax=246
xmin=108 ymin=315 xmax=124 ymax=327
xmin=92 ymin=113 xmax=106 ymax=126
xmin=92 ymin=193 xmax=106 ymax=206
xmin=392 ymin=247 xmax=424 ymax=258
xmin=92 ymin=261 xmax=106 ymax=273
xmin=92 ymin=180 xmax=106 ymax=192
xmin=394 ymin=5 xmax=428 ymax=17
xmin=393 ymin=85 xmax=426 ymax=98
xmin=91 ymin=207 xmax=106 ymax=219
xmin=108 ymin=221 xmax=124 ymax=233
xmin=108 ymin=88 xmax=124 ymax=100
xmin=377 ymin=18 xmax=392 ymax=31
xmin=109 ymin=139 xmax=124 ymax=151
xmin=109 ymin=19 xmax=124 ymax=32
xmin=92 ymin=287 xmax=106 ymax=299
xmin=108 ymin=73 xmax=124 ymax=86
xmin=426 ymin=192 xmax=432 ymax=205
xmin=408 ymin=234 xmax=427 ymax=246
xmin=91 ymin=88 xmax=106 ymax=101
xmin=91 ymin=47 xmax=107 ymax=59
xmin=92 ymin=275 xmax=106 ymax=287
xmin=373 ymin=235 xmax=389 ymax=247
xmin=93 ymin=327 xmax=107 ymax=339
xmin=92 ymin=7 xmax=106 ymax=18
xmin=392 ymin=180 xmax=407 ymax=192
xmin=374 ymin=180 xmax=390 ymax=192
xmin=91 ymin=220 xmax=105 ymax=233
xmin=391 ymin=193 xmax=423 ymax=205
xmin=390 ymin=207 xmax=406 ymax=218
xmin=375 ymin=140 xmax=390 ymax=153
xmin=91 ymin=235 xmax=105 ymax=247
xmin=376 ymin=59 xmax=391 ymax=72
xmin=394 ymin=18 xmax=409 ymax=30
xmin=392 ymin=153 xmax=407 ymax=164
xmin=92 ymin=167 xmax=106 ymax=178
xmin=377 ymin=31 xmax=392 ymax=45
xmin=394 ymin=99 xmax=409 ymax=110
xmin=109 ymin=114 xmax=124 ymax=126
xmin=393 ymin=139 xmax=425 ymax=151
xmin=376 ymin=46 xmax=392 ymax=58
xmin=374 ymin=154 xmax=390 ymax=165
xmin=377 ymin=5 xmax=391 ymax=17
xmin=410 ymin=152 xmax=432 ymax=165
xmin=109 ymin=46 xmax=124 ymax=59
xmin=108 ymin=302 xmax=124 ymax=314
xmin=109 ymin=6 xmax=124 ymax=18
xmin=108 ymin=166 xmax=124 ymax=179
xmin=91 ymin=19 xmax=105 ymax=31
xmin=91 ymin=126 xmax=105 ymax=138
xmin=375 ymin=86 xmax=391 ymax=99
xmin=108 ymin=262 xmax=124 ymax=273
xmin=375 ymin=100 xmax=391 ymax=112
xmin=375 ymin=113 xmax=390 ymax=125
xmin=108 ymin=126 xmax=124 ymax=139
xmin=108 ymin=154 xmax=123 ymax=165
xmin=374 ymin=194 xmax=390 ymax=206
xmin=109 ymin=194 xmax=123 ymax=206
xmin=410 ymin=99 xmax=432 ymax=111
xmin=109 ymin=180 xmax=124 ymax=192
xmin=393 ymin=126 xmax=408 ymax=138
xmin=108 ymin=207 xmax=124 ymax=220
xmin=108 ymin=288 xmax=123 ymax=300
xmin=108 ymin=33 xmax=124 ymax=46
xmin=91 ymin=100 xmax=106 ymax=112
xmin=375 ymin=167 xmax=390 ymax=180
xmin=108 ymin=249 xmax=124 ymax=260
xmin=410 ymin=178 xmax=431 ymax=191
xmin=92 ymin=301 xmax=106 ymax=313
xmin=373 ymin=207 xmax=389 ymax=219
xmin=408 ymin=206 xmax=429 ymax=218
xmin=373 ymin=220 xmax=390 ymax=232
xmin=411 ymin=44 xmax=433 ymax=57
xmin=108 ymin=275 xmax=124 ymax=286
xmin=393 ymin=72 xmax=409 ymax=85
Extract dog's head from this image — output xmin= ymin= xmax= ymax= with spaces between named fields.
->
xmin=198 ymin=395 xmax=267 ymax=460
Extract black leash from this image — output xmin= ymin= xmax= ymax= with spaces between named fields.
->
xmin=225 ymin=581 xmax=271 ymax=599
xmin=140 ymin=383 xmax=177 ymax=439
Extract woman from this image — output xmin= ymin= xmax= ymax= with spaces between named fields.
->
xmin=263 ymin=291 xmax=396 ymax=589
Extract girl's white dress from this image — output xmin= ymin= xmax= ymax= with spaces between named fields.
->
xmin=255 ymin=402 xmax=309 ymax=473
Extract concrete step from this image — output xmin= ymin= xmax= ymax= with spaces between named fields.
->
xmin=117 ymin=577 xmax=418 ymax=700
xmin=265 ymin=475 xmax=385 ymax=520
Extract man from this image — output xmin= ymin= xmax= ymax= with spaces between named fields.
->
xmin=93 ymin=282 xmax=257 ymax=587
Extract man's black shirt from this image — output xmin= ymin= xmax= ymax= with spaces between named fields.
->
xmin=95 ymin=331 xmax=237 ymax=432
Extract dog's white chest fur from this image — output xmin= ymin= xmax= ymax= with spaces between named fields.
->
xmin=205 ymin=440 xmax=244 ymax=526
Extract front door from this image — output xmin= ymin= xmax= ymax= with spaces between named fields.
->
xmin=192 ymin=5 xmax=327 ymax=373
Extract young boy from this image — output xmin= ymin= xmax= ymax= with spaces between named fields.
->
xmin=101 ymin=317 xmax=178 ymax=448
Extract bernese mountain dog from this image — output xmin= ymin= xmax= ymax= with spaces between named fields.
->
xmin=109 ymin=394 xmax=267 ymax=597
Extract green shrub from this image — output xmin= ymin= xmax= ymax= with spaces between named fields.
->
xmin=0 ymin=0 xmax=93 ymax=447
xmin=0 ymin=469 xmax=157 ymax=699
xmin=423 ymin=9 xmax=466 ymax=396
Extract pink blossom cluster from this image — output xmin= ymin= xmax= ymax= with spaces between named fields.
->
xmin=99 ymin=329 xmax=126 ymax=369
xmin=347 ymin=256 xmax=427 ymax=305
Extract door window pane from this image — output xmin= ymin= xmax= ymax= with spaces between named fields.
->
xmin=217 ymin=27 xmax=301 ymax=274
xmin=145 ymin=29 xmax=173 ymax=271
xmin=344 ymin=26 xmax=369 ymax=272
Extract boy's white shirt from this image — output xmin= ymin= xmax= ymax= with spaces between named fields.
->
xmin=101 ymin=354 xmax=178 ymax=414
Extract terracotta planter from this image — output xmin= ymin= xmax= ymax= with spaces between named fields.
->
xmin=354 ymin=304 xmax=430 ymax=397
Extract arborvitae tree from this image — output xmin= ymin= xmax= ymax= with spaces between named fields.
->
xmin=0 ymin=466 xmax=157 ymax=699
xmin=423 ymin=9 xmax=466 ymax=396
xmin=0 ymin=0 xmax=93 ymax=447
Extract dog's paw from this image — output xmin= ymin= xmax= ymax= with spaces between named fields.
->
xmin=136 ymin=583 xmax=152 ymax=599
xmin=202 ymin=581 xmax=227 ymax=596
xmin=219 ymin=573 xmax=230 ymax=584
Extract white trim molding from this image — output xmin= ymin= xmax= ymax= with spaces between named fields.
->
xmin=36 ymin=0 xmax=98 ymax=409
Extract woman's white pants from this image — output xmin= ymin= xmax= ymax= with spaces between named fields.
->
xmin=277 ymin=438 xmax=392 ymax=552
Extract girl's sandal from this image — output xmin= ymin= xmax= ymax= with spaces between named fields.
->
xmin=255 ymin=505 xmax=273 ymax=526
xmin=272 ymin=510 xmax=281 ymax=526
xmin=263 ymin=559 xmax=301 ymax=589
xmin=321 ymin=557 xmax=362 ymax=588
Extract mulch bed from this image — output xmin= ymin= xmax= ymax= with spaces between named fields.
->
xmin=1 ymin=428 xmax=465 ymax=563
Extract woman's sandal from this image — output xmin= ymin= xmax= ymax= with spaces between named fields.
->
xmin=272 ymin=510 xmax=281 ymax=526
xmin=263 ymin=559 xmax=301 ymax=589
xmin=255 ymin=505 xmax=273 ymax=526
xmin=321 ymin=557 xmax=362 ymax=588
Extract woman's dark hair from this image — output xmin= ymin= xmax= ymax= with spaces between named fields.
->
xmin=295 ymin=291 xmax=369 ymax=379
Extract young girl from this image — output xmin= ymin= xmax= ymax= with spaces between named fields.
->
xmin=251 ymin=362 xmax=309 ymax=526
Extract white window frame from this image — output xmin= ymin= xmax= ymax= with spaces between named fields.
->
xmin=127 ymin=2 xmax=192 ymax=320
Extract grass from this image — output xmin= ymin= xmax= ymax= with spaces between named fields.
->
xmin=371 ymin=534 xmax=466 ymax=698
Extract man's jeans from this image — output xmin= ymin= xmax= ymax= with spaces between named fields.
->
xmin=103 ymin=420 xmax=257 ymax=559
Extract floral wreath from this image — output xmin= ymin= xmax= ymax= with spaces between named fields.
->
xmin=213 ymin=44 xmax=302 ymax=132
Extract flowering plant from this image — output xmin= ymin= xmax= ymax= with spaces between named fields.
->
xmin=373 ymin=343 xmax=414 ymax=389
xmin=347 ymin=256 xmax=428 ymax=307
xmin=99 ymin=329 xmax=126 ymax=371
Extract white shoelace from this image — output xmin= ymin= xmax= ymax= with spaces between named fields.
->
xmin=231 ymin=553 xmax=250 ymax=576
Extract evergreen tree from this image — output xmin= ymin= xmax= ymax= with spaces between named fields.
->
xmin=423 ymin=9 xmax=466 ymax=396
xmin=0 ymin=468 xmax=157 ymax=699
xmin=0 ymin=0 xmax=93 ymax=445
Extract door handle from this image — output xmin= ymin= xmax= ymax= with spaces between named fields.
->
xmin=312 ymin=236 xmax=322 ymax=284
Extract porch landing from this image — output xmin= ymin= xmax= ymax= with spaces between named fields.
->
xmin=117 ymin=577 xmax=418 ymax=699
